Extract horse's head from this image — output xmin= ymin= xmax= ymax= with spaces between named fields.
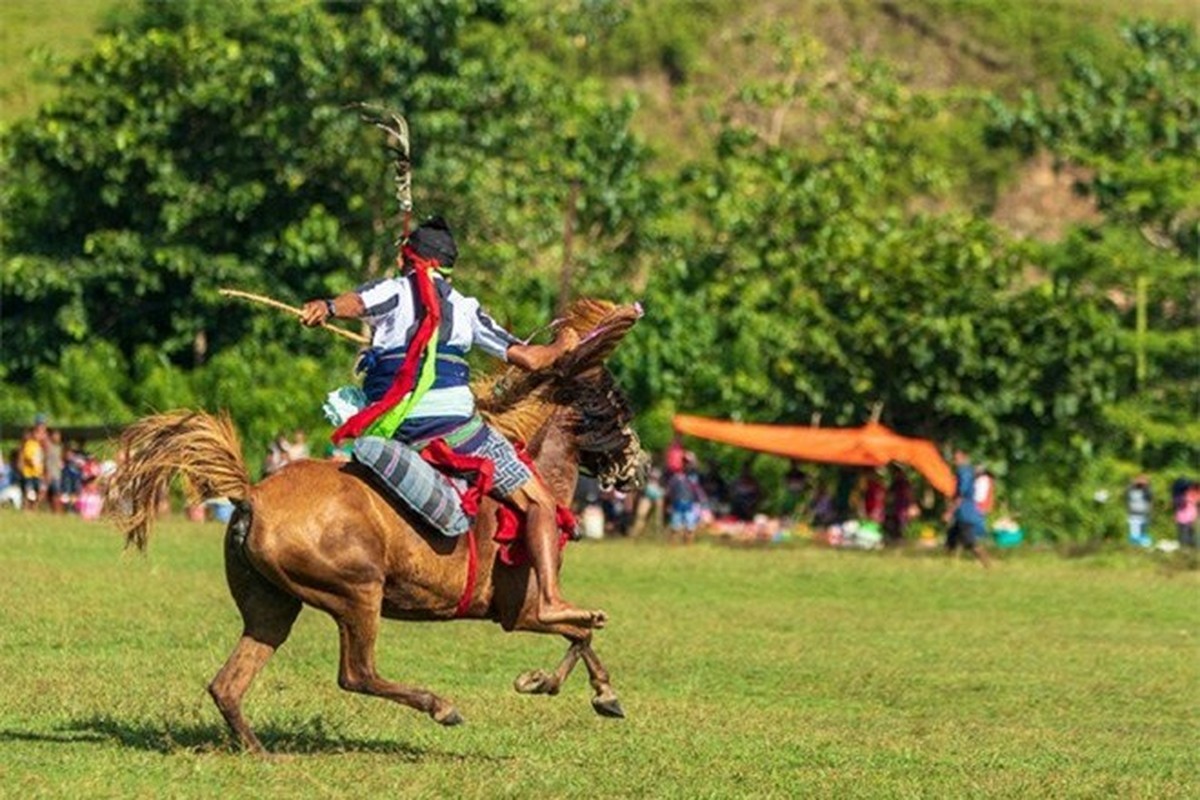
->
xmin=473 ymin=299 xmax=648 ymax=492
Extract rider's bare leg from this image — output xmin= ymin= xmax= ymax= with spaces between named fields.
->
xmin=513 ymin=478 xmax=606 ymax=628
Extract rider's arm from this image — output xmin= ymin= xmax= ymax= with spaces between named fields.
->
xmin=506 ymin=328 xmax=580 ymax=372
xmin=462 ymin=291 xmax=579 ymax=370
xmin=300 ymin=292 xmax=367 ymax=327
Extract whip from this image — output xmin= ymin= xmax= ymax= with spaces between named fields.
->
xmin=218 ymin=288 xmax=369 ymax=345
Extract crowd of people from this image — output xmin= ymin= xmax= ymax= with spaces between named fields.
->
xmin=261 ymin=427 xmax=354 ymax=479
xmin=8 ymin=413 xmax=1196 ymax=555
xmin=0 ymin=416 xmax=114 ymax=518
xmin=570 ymin=435 xmax=973 ymax=548
xmin=569 ymin=436 xmax=1200 ymax=561
xmin=1125 ymin=474 xmax=1199 ymax=550
xmin=262 ymin=428 xmax=315 ymax=477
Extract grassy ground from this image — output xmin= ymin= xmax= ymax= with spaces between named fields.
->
xmin=0 ymin=511 xmax=1196 ymax=798
xmin=0 ymin=0 xmax=115 ymax=123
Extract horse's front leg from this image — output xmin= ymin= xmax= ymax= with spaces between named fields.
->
xmin=513 ymin=638 xmax=585 ymax=696
xmin=501 ymin=565 xmax=623 ymax=717
xmin=578 ymin=641 xmax=624 ymax=718
xmin=510 ymin=631 xmax=624 ymax=719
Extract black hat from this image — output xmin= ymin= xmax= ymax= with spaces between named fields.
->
xmin=406 ymin=216 xmax=458 ymax=267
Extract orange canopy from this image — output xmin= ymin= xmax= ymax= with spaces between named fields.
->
xmin=673 ymin=414 xmax=956 ymax=497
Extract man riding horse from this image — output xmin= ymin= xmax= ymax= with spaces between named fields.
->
xmin=299 ymin=217 xmax=605 ymax=629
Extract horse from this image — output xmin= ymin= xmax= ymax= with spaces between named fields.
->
xmin=108 ymin=299 xmax=647 ymax=754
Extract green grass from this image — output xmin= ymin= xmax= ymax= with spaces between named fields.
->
xmin=1 ymin=511 xmax=1197 ymax=798
xmin=0 ymin=0 xmax=115 ymax=123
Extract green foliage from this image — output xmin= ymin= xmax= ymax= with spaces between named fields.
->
xmin=1 ymin=3 xmax=1194 ymax=539
xmin=193 ymin=340 xmax=342 ymax=469
xmin=0 ymin=0 xmax=657 ymax=433
xmin=29 ymin=341 xmax=132 ymax=424
xmin=988 ymin=21 xmax=1199 ymax=250
xmin=624 ymin=51 xmax=1122 ymax=476
xmin=987 ymin=21 xmax=1200 ymax=466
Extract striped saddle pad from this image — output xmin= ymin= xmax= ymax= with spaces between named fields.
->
xmin=353 ymin=436 xmax=471 ymax=537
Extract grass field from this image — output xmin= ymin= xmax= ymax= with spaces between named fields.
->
xmin=1 ymin=511 xmax=1196 ymax=798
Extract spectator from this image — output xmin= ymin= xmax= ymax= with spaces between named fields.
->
xmin=664 ymin=434 xmax=686 ymax=476
xmin=729 ymin=462 xmax=762 ymax=522
xmin=699 ymin=463 xmax=728 ymax=518
xmin=60 ymin=443 xmax=85 ymax=513
xmin=973 ymin=465 xmax=995 ymax=522
xmin=0 ymin=450 xmax=22 ymax=509
xmin=573 ymin=473 xmax=604 ymax=540
xmin=883 ymin=464 xmax=915 ymax=544
xmin=286 ymin=428 xmax=311 ymax=461
xmin=630 ymin=466 xmax=665 ymax=538
xmin=263 ymin=434 xmax=289 ymax=477
xmin=863 ymin=468 xmax=886 ymax=524
xmin=945 ymin=448 xmax=990 ymax=568
xmin=44 ymin=429 xmax=64 ymax=513
xmin=834 ymin=469 xmax=856 ymax=523
xmin=808 ymin=480 xmax=837 ymax=527
xmin=600 ymin=487 xmax=633 ymax=536
xmin=666 ymin=453 xmax=706 ymax=545
xmin=780 ymin=461 xmax=808 ymax=520
xmin=1125 ymin=474 xmax=1153 ymax=548
xmin=1174 ymin=480 xmax=1197 ymax=549
xmin=19 ymin=427 xmax=44 ymax=511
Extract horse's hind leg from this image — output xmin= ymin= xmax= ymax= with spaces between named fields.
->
xmin=208 ymin=543 xmax=302 ymax=753
xmin=334 ymin=588 xmax=463 ymax=726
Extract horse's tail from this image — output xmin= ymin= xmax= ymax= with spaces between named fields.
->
xmin=108 ymin=410 xmax=252 ymax=551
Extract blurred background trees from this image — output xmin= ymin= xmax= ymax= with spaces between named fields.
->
xmin=1 ymin=0 xmax=1195 ymax=536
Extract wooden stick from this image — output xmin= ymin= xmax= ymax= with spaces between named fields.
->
xmin=218 ymin=288 xmax=369 ymax=345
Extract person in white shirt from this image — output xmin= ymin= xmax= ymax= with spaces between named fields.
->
xmin=301 ymin=217 xmax=602 ymax=628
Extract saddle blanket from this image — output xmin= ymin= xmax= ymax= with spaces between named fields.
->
xmin=353 ymin=436 xmax=471 ymax=537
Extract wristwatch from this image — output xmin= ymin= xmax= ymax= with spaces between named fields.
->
xmin=324 ymin=298 xmax=336 ymax=318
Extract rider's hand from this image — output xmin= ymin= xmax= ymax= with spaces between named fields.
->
xmin=556 ymin=326 xmax=580 ymax=355
xmin=300 ymin=299 xmax=329 ymax=327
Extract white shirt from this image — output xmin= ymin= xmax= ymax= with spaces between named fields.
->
xmin=355 ymin=274 xmax=519 ymax=420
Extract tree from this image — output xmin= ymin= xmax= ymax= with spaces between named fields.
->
xmin=619 ymin=40 xmax=1121 ymax=468
xmin=0 ymin=0 xmax=657 ymax=435
xmin=986 ymin=20 xmax=1200 ymax=465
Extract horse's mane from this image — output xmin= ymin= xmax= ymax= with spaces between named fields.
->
xmin=473 ymin=299 xmax=646 ymax=490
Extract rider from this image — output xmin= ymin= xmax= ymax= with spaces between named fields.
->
xmin=300 ymin=217 xmax=603 ymax=627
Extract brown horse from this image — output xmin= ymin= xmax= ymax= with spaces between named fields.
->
xmin=109 ymin=299 xmax=646 ymax=754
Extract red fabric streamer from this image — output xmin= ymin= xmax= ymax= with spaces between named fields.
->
xmin=419 ymin=439 xmax=574 ymax=617
xmin=420 ymin=439 xmax=496 ymax=617
xmin=332 ymin=247 xmax=442 ymax=444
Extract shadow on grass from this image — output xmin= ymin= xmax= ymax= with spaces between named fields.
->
xmin=1 ymin=714 xmax=509 ymax=760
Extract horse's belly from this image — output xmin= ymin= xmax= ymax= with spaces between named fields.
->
xmin=380 ymin=575 xmax=499 ymax=621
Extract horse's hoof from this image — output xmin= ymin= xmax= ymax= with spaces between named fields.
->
xmin=514 ymin=669 xmax=556 ymax=695
xmin=434 ymin=707 xmax=464 ymax=726
xmin=591 ymin=695 xmax=625 ymax=719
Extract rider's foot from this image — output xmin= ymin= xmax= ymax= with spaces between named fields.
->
xmin=538 ymin=602 xmax=608 ymax=628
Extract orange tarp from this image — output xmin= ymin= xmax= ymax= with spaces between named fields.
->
xmin=673 ymin=414 xmax=956 ymax=497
